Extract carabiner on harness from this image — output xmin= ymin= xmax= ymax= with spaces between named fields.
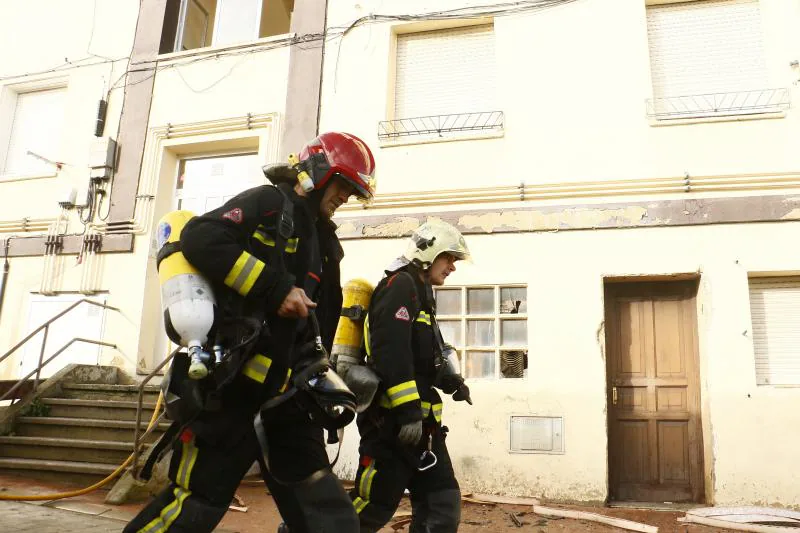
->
xmin=418 ymin=433 xmax=438 ymax=471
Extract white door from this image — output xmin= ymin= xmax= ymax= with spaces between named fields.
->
xmin=174 ymin=153 xmax=263 ymax=212
xmin=154 ymin=152 xmax=266 ymax=363
xmin=21 ymin=295 xmax=107 ymax=379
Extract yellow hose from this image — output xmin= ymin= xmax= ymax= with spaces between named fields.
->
xmin=0 ymin=391 xmax=165 ymax=501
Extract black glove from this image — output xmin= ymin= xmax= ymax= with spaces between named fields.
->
xmin=452 ymin=384 xmax=472 ymax=405
xmin=397 ymin=420 xmax=423 ymax=446
xmin=437 ymin=375 xmax=462 ymax=395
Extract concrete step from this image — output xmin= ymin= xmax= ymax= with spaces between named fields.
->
xmin=59 ymin=383 xmax=161 ymax=402
xmin=41 ymin=398 xmax=157 ymax=421
xmin=0 ymin=435 xmax=146 ymax=465
xmin=0 ymin=457 xmax=119 ymax=477
xmin=15 ymin=416 xmax=169 ymax=443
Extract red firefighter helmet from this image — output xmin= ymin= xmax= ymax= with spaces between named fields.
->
xmin=298 ymin=132 xmax=376 ymax=201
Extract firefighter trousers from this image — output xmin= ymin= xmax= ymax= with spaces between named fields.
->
xmin=349 ymin=426 xmax=461 ymax=533
xmin=123 ymin=401 xmax=358 ymax=533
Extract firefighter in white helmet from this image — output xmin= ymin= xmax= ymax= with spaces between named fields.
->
xmin=346 ymin=219 xmax=472 ymax=533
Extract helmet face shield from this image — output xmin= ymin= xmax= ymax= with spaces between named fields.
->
xmin=442 ymin=345 xmax=461 ymax=375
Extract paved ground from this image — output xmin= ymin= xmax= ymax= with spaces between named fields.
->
xmin=0 ymin=472 xmax=720 ymax=532
xmin=0 ymin=501 xmax=123 ymax=532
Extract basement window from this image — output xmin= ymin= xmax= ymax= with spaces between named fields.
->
xmin=160 ymin=0 xmax=295 ymax=54
xmin=435 ymin=285 xmax=528 ymax=380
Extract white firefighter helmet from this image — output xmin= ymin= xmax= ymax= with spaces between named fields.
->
xmin=392 ymin=219 xmax=471 ymax=270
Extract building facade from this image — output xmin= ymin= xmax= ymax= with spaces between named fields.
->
xmin=1 ymin=0 xmax=800 ymax=507
xmin=322 ymin=0 xmax=800 ymax=507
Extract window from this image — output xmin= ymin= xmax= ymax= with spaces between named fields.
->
xmin=435 ymin=285 xmax=528 ymax=379
xmin=175 ymin=152 xmax=263 ymax=213
xmin=749 ymin=278 xmax=800 ymax=386
xmin=645 ymin=0 xmax=787 ymax=119
xmin=160 ymin=0 xmax=294 ymax=53
xmin=2 ymin=87 xmax=66 ymax=176
xmin=380 ymin=24 xmax=502 ymax=140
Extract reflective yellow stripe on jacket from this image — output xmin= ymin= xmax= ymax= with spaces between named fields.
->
xmin=421 ymin=401 xmax=444 ymax=423
xmin=242 ymin=354 xmax=272 ymax=383
xmin=385 ymin=380 xmax=419 ymax=408
xmin=224 ymin=251 xmax=265 ymax=296
xmin=137 ymin=435 xmax=198 ymax=533
xmin=363 ymin=313 xmax=371 ymax=358
xmin=253 ymin=225 xmax=299 ymax=253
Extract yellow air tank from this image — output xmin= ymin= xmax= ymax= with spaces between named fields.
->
xmin=156 ymin=211 xmax=216 ymax=380
xmin=331 ymin=278 xmax=374 ymax=366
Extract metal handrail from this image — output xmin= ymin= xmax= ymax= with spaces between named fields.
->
xmin=131 ymin=347 xmax=179 ymax=479
xmin=378 ymin=110 xmax=504 ymax=140
xmin=0 ymin=299 xmax=120 ymax=403
xmin=0 ymin=338 xmax=117 ymax=403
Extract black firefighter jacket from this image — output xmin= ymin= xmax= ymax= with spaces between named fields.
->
xmin=180 ymin=183 xmax=344 ymax=405
xmin=358 ymin=268 xmax=444 ymax=458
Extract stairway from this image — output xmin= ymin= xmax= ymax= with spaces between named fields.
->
xmin=0 ymin=382 xmax=166 ymax=484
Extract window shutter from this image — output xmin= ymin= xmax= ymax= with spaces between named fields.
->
xmin=4 ymin=88 xmax=66 ymax=175
xmin=646 ymin=0 xmax=769 ymax=99
xmin=394 ymin=24 xmax=495 ymax=119
xmin=749 ymin=278 xmax=800 ymax=385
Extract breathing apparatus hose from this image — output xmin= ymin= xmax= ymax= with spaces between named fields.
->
xmin=0 ymin=390 xmax=165 ymax=501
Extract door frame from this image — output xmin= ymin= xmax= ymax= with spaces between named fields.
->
xmin=603 ymin=277 xmax=707 ymax=503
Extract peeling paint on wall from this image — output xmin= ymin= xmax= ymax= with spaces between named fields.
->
xmin=335 ymin=194 xmax=800 ymax=240
xmin=362 ymin=216 xmax=424 ymax=237
xmin=458 ymin=207 xmax=648 ymax=233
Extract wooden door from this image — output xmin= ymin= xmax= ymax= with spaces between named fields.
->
xmin=605 ymin=281 xmax=704 ymax=503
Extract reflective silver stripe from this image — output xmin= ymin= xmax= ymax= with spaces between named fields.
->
xmin=386 ymin=381 xmax=420 ymax=407
xmin=230 ymin=254 xmax=260 ymax=293
xmin=421 ymin=401 xmax=431 ymax=418
xmin=176 ymin=437 xmax=198 ymax=489
xmin=242 ymin=354 xmax=272 ymax=383
xmin=359 ymin=460 xmax=376 ymax=498
xmin=138 ymin=487 xmax=191 ymax=533
xmin=432 ymin=402 xmax=443 ymax=422
xmin=353 ymin=496 xmax=368 ymax=514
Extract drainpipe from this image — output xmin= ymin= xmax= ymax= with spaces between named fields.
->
xmin=0 ymin=237 xmax=10 ymax=322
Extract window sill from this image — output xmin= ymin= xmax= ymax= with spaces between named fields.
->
xmin=0 ymin=171 xmax=58 ymax=183
xmin=144 ymin=33 xmax=297 ymax=66
xmin=648 ymin=110 xmax=787 ymax=127
xmin=379 ymin=129 xmax=504 ymax=149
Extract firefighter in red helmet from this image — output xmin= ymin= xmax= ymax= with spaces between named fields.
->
xmin=125 ymin=132 xmax=376 ymax=533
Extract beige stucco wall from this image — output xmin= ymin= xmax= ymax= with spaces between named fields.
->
xmin=0 ymin=0 xmax=140 ymax=379
xmin=0 ymin=28 xmax=292 ymax=378
xmin=320 ymin=0 xmax=800 ymax=194
xmin=320 ymin=0 xmax=800 ymax=505
xmin=0 ymin=0 xmax=138 ymax=208
xmin=330 ymin=220 xmax=800 ymax=506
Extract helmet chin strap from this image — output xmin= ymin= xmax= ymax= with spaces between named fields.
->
xmin=306 ymin=185 xmax=326 ymax=221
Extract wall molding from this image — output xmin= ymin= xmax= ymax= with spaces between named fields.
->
xmin=335 ymin=192 xmax=800 ymax=240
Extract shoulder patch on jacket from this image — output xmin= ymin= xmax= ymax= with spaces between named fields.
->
xmin=394 ymin=306 xmax=410 ymax=321
xmin=222 ymin=208 xmax=243 ymax=223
